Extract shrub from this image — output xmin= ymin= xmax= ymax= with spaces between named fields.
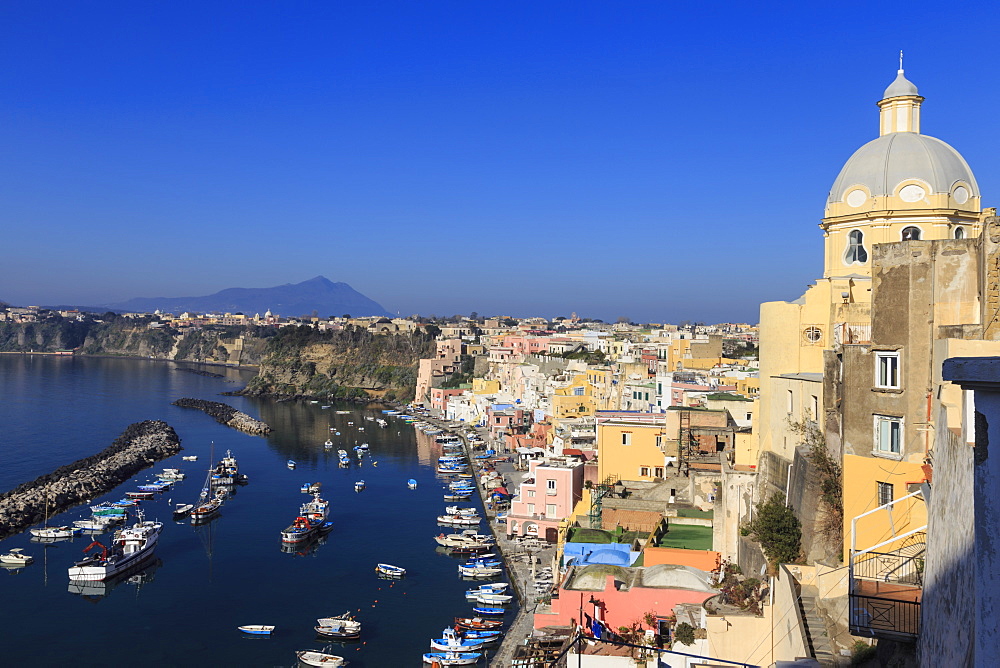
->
xmin=673 ymin=622 xmax=695 ymax=646
xmin=745 ymin=492 xmax=801 ymax=565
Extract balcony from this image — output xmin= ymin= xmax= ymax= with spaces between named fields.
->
xmin=849 ymin=490 xmax=925 ymax=642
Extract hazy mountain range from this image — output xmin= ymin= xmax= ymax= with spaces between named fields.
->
xmin=42 ymin=277 xmax=392 ymax=318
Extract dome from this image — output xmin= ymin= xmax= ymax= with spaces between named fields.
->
xmin=828 ymin=132 xmax=979 ymax=205
xmin=883 ymin=70 xmax=919 ymax=98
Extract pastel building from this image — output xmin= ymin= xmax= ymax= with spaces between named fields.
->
xmin=507 ymin=456 xmax=585 ymax=542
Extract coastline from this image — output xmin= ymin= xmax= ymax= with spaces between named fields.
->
xmin=0 ymin=350 xmax=260 ymax=370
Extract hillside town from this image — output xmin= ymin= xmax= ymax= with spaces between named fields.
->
xmin=4 ymin=65 xmax=999 ymax=667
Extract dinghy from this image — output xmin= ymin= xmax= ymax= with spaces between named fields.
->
xmin=296 ymin=650 xmax=347 ymax=666
xmin=237 ymin=625 xmax=274 ymax=635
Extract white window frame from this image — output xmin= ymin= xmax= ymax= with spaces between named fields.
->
xmin=546 ymin=479 xmax=557 ymax=495
xmin=874 ymin=415 xmax=903 ymax=457
xmin=545 ymin=503 xmax=557 ymax=517
xmin=621 ymin=432 xmax=631 ymax=446
xmin=875 ymin=351 xmax=901 ymax=389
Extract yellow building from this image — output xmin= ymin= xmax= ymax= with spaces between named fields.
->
xmin=552 ymin=373 xmax=596 ymax=419
xmin=472 ymin=378 xmax=500 ymax=394
xmin=755 ymin=65 xmax=1000 ymax=645
xmin=596 ymin=412 xmax=671 ymax=483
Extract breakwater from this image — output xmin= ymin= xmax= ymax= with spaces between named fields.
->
xmin=171 ymin=397 xmax=271 ymax=434
xmin=0 ymin=420 xmax=181 ymax=540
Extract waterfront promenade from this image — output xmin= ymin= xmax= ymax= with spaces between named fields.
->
xmin=416 ymin=411 xmax=556 ymax=667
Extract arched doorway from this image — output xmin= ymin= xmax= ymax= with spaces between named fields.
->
xmin=545 ymin=527 xmax=558 ymax=543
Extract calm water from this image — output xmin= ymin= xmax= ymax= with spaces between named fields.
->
xmin=0 ymin=355 xmax=513 ymax=666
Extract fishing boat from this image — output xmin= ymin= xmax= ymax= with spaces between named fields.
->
xmin=0 ymin=548 xmax=33 ymax=566
xmin=454 ymin=617 xmax=503 ymax=631
xmin=125 ymin=491 xmax=155 ymax=500
xmin=435 ymin=533 xmax=492 ymax=550
xmin=375 ymin=563 xmax=406 ymax=578
xmin=323 ymin=438 xmax=334 ymax=449
xmin=430 ymin=627 xmax=486 ymax=652
xmin=280 ymin=492 xmax=330 ymax=544
xmin=465 ymin=583 xmax=508 ymax=598
xmin=287 ymin=459 xmax=296 ymax=469
xmin=443 ymin=493 xmax=472 ymax=502
xmin=90 ymin=504 xmax=128 ymax=518
xmin=437 ymin=514 xmax=481 ymax=526
xmin=462 ymin=629 xmax=502 ymax=641
xmin=444 ymin=506 xmax=479 ymax=516
xmin=67 ymin=513 xmax=163 ymax=581
xmin=181 ymin=455 xmax=198 ymax=461
xmin=422 ymin=651 xmax=481 ymax=666
xmin=459 ymin=565 xmax=502 ymax=578
xmin=475 ymin=592 xmax=513 ymax=604
xmin=296 ymin=650 xmax=347 ymax=667
xmin=158 ymin=468 xmax=186 ymax=481
xmin=212 ymin=450 xmax=240 ymax=486
xmin=314 ymin=612 xmax=361 ymax=639
xmin=237 ymin=625 xmax=275 ymax=635
xmin=354 ymin=480 xmax=365 ymax=492
xmin=407 ymin=479 xmax=418 ymax=489
xmin=471 ymin=606 xmax=506 ymax=616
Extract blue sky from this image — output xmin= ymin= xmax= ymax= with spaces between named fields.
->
xmin=1 ymin=1 xmax=997 ymax=324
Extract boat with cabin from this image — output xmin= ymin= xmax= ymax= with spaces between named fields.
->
xmin=0 ymin=548 xmax=33 ymax=566
xmin=430 ymin=627 xmax=486 ymax=652
xmin=280 ymin=492 xmax=330 ymax=544
xmin=314 ymin=612 xmax=362 ymax=639
xmin=67 ymin=513 xmax=163 ymax=581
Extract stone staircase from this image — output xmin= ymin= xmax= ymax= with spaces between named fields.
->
xmin=799 ymin=585 xmax=837 ymax=666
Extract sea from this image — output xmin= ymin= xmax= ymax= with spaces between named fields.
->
xmin=0 ymin=355 xmax=514 ymax=666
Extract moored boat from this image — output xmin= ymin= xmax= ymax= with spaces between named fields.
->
xmin=422 ymin=651 xmax=481 ymax=666
xmin=407 ymin=479 xmax=418 ymax=489
xmin=238 ymin=625 xmax=275 ymax=635
xmin=375 ymin=563 xmax=406 ymax=578
xmin=471 ymin=606 xmax=506 ymax=616
xmin=314 ymin=612 xmax=361 ymax=639
xmin=280 ymin=492 xmax=330 ymax=544
xmin=354 ymin=480 xmax=365 ymax=492
xmin=296 ymin=650 xmax=347 ymax=666
xmin=454 ymin=616 xmax=502 ymax=630
xmin=430 ymin=627 xmax=485 ymax=652
xmin=182 ymin=455 xmax=198 ymax=461
xmin=67 ymin=514 xmax=163 ymax=581
xmin=0 ymin=548 xmax=33 ymax=566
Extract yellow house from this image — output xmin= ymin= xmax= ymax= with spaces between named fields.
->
xmin=472 ymin=378 xmax=500 ymax=395
xmin=596 ymin=412 xmax=671 ymax=483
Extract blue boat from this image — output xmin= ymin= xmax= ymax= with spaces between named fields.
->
xmin=471 ymin=606 xmax=506 ymax=616
xmin=375 ymin=563 xmax=406 ymax=578
xmin=407 ymin=479 xmax=418 ymax=489
xmin=237 ymin=625 xmax=274 ymax=635
xmin=463 ymin=629 xmax=502 ymax=641
xmin=422 ymin=652 xmax=481 ymax=665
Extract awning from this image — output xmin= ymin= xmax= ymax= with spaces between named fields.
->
xmin=563 ymin=448 xmax=584 ymax=456
xmin=516 ymin=447 xmax=533 ymax=454
xmin=492 ymin=486 xmax=509 ymax=496
xmin=530 ymin=447 xmax=546 ymax=454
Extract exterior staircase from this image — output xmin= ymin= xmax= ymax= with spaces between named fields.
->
xmin=799 ymin=585 xmax=837 ymax=666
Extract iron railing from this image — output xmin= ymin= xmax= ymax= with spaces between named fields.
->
xmin=853 ymin=550 xmax=924 ymax=587
xmin=850 ymin=593 xmax=921 ymax=640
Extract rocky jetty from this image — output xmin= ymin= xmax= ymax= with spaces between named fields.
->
xmin=0 ymin=420 xmax=181 ymax=540
xmin=172 ymin=398 xmax=271 ymax=435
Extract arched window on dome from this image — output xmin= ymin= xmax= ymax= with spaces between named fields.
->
xmin=844 ymin=230 xmax=868 ymax=265
xmin=901 ymin=226 xmax=922 ymax=241
xmin=954 ymin=226 xmax=966 ymax=239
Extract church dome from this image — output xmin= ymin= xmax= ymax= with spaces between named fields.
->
xmin=883 ymin=70 xmax=919 ymax=98
xmin=827 ymin=131 xmax=979 ymax=206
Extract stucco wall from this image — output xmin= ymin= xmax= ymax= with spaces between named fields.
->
xmin=919 ymin=405 xmax=974 ymax=667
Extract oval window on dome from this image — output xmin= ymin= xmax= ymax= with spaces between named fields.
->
xmin=846 ymin=189 xmax=867 ymax=208
xmin=954 ymin=186 xmax=970 ymax=205
xmin=899 ymin=184 xmax=926 ymax=202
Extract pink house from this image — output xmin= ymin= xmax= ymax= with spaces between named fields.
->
xmin=507 ymin=456 xmax=584 ymax=542
xmin=430 ymin=387 xmax=465 ymax=415
xmin=534 ymin=566 xmax=716 ymax=631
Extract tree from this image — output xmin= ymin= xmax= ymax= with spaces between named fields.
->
xmin=744 ymin=492 xmax=802 ymax=565
xmin=673 ymin=622 xmax=695 ymax=646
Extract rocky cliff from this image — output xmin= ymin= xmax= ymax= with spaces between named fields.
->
xmin=240 ymin=325 xmax=437 ymax=401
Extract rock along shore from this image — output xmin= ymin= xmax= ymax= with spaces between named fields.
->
xmin=0 ymin=420 xmax=181 ymax=540
xmin=172 ymin=398 xmax=272 ymax=435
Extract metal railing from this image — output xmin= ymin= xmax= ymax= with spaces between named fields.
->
xmin=850 ymin=593 xmax=921 ymax=640
xmin=540 ymin=632 xmax=759 ymax=667
xmin=853 ymin=550 xmax=924 ymax=587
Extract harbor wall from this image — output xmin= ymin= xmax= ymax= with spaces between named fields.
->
xmin=0 ymin=420 xmax=181 ymax=539
xmin=172 ymin=398 xmax=271 ymax=435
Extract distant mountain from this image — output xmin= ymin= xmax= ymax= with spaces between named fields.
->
xmin=101 ymin=276 xmax=391 ymax=318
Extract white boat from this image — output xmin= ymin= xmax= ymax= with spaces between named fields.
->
xmin=422 ymin=651 xmax=482 ymax=666
xmin=237 ymin=625 xmax=275 ymax=635
xmin=190 ymin=451 xmax=224 ymax=523
xmin=182 ymin=455 xmax=198 ymax=461
xmin=324 ymin=439 xmax=333 ymax=449
xmin=375 ymin=563 xmax=406 ymax=577
xmin=434 ymin=534 xmax=491 ymax=551
xmin=459 ymin=565 xmax=502 ymax=578
xmin=315 ymin=612 xmax=362 ymax=639
xmin=437 ymin=515 xmax=481 ymax=526
xmin=354 ymin=480 xmax=366 ymax=492
xmin=159 ymin=468 xmax=186 ymax=481
xmin=173 ymin=503 xmax=194 ymax=517
xmin=407 ymin=479 xmax=418 ymax=489
xmin=68 ymin=515 xmax=163 ymax=581
xmin=296 ymin=650 xmax=346 ymax=666
xmin=29 ymin=526 xmax=79 ymax=539
xmin=444 ymin=506 xmax=480 ymax=517
xmin=0 ymin=548 xmax=33 ymax=565
xmin=280 ymin=492 xmax=330 ymax=544
xmin=73 ymin=518 xmax=114 ymax=531
xmin=476 ymin=592 xmax=513 ymax=604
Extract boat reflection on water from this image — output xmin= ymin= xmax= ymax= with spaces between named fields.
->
xmin=280 ymin=534 xmax=328 ymax=558
xmin=68 ymin=558 xmax=163 ymax=602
